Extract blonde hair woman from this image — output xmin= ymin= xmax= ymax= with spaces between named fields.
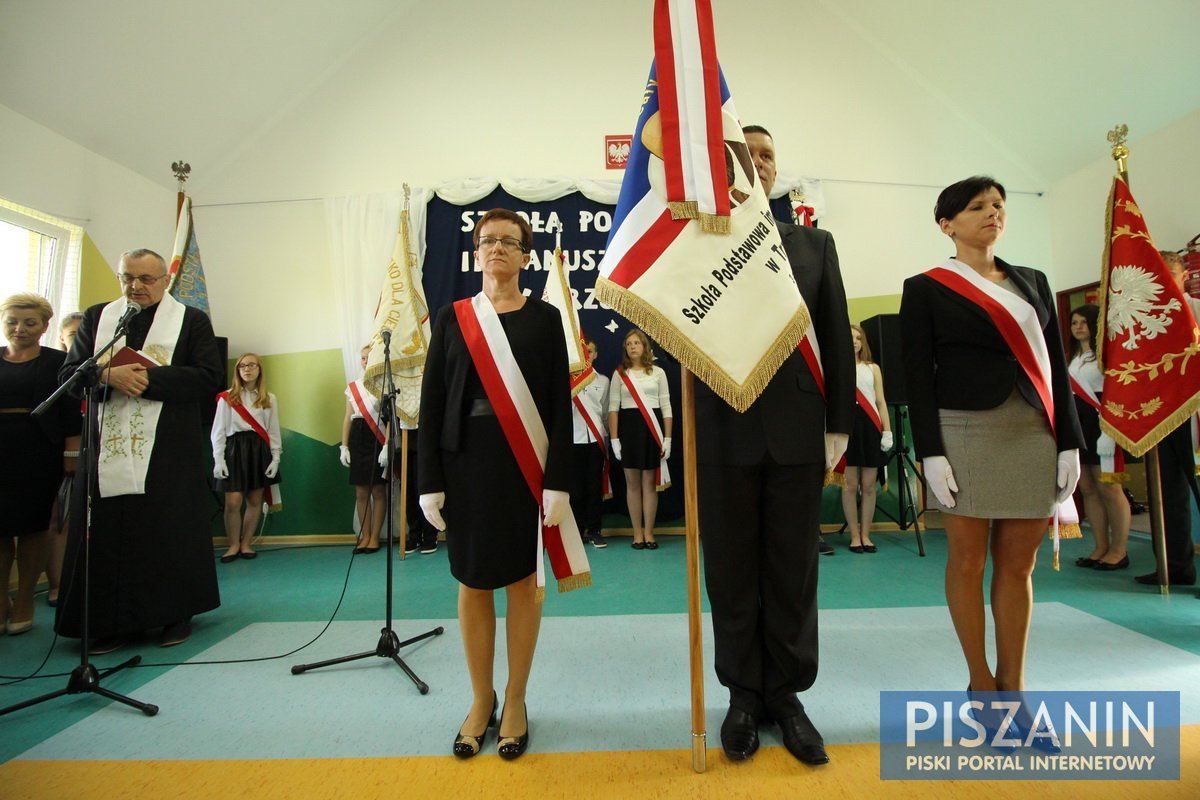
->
xmin=841 ymin=324 xmax=892 ymax=553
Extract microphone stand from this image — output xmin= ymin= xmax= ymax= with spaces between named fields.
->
xmin=291 ymin=331 xmax=442 ymax=692
xmin=1 ymin=313 xmax=158 ymax=717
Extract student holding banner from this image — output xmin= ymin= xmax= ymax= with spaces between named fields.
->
xmin=419 ymin=208 xmax=589 ymax=761
xmin=1066 ymin=304 xmax=1132 ymax=571
xmin=340 ymin=345 xmax=388 ymax=554
xmin=607 ymin=328 xmax=672 ymax=550
xmin=842 ymin=324 xmax=893 ymax=554
xmin=212 ymin=353 xmax=282 ymax=562
xmin=900 ymin=176 xmax=1082 ymax=696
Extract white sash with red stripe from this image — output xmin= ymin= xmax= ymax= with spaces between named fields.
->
xmin=347 ymin=380 xmax=386 ymax=446
xmin=925 ymin=259 xmax=1079 ymax=554
xmin=218 ymin=391 xmax=283 ymax=510
xmin=1069 ymin=375 xmax=1126 ymax=478
xmin=617 ymin=368 xmax=671 ymax=490
xmin=797 ymin=328 xmax=847 ymax=484
xmin=572 ymin=394 xmax=613 ymax=499
xmin=454 ymin=294 xmax=591 ymax=596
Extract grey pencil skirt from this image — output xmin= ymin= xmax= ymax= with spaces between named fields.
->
xmin=929 ymin=390 xmax=1057 ymax=519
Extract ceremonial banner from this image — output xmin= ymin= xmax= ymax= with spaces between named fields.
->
xmin=542 ymin=246 xmax=595 ymax=396
xmin=1099 ymin=177 xmax=1200 ymax=455
xmin=363 ymin=198 xmax=431 ymax=427
xmin=168 ymin=195 xmax=211 ymax=316
xmin=595 ymin=0 xmax=808 ymax=412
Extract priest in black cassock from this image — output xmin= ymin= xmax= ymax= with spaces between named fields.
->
xmin=56 ymin=248 xmax=223 ymax=652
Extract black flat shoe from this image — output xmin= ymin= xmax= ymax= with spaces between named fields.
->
xmin=863 ymin=543 xmax=878 ymax=553
xmin=453 ymin=692 xmax=498 ymax=759
xmin=645 ymin=540 xmax=659 ymax=550
xmin=1074 ymin=557 xmax=1098 ymax=568
xmin=1093 ymin=555 xmax=1129 ymax=571
xmin=720 ymin=707 xmax=759 ymax=761
xmin=220 ymin=553 xmax=239 ymax=563
xmin=848 ymin=544 xmax=864 ymax=554
xmin=352 ymin=546 xmax=367 ymax=555
xmin=240 ymin=551 xmax=257 ymax=560
xmin=631 ymin=542 xmax=646 ymax=550
xmin=361 ymin=546 xmax=381 ymax=554
xmin=497 ymin=702 xmax=529 ymax=760
xmin=775 ymin=710 xmax=829 ymax=765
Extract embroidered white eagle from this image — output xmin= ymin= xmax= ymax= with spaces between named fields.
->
xmin=1106 ymin=265 xmax=1181 ymax=350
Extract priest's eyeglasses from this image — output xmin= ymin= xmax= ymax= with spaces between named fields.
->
xmin=118 ymin=273 xmax=167 ymax=286
xmin=477 ymin=236 xmax=526 ymax=253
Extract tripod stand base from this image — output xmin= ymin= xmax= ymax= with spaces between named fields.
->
xmin=291 ymin=626 xmax=444 ymax=694
xmin=0 ymin=656 xmax=158 ymax=717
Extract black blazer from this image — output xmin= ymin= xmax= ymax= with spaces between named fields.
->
xmin=899 ymin=258 xmax=1082 ymax=459
xmin=418 ymin=297 xmax=572 ymax=494
xmin=694 ymin=221 xmax=855 ymax=466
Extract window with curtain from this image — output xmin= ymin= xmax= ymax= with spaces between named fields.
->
xmin=0 ymin=196 xmax=83 ymax=344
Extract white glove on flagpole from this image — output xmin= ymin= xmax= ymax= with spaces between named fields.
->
xmin=880 ymin=431 xmax=894 ymax=451
xmin=213 ymin=457 xmax=228 ymax=480
xmin=612 ymin=439 xmax=622 ymax=461
xmin=824 ymin=432 xmax=848 ymax=470
xmin=419 ymin=492 xmax=447 ymax=531
xmin=542 ymin=489 xmax=570 ymax=527
xmin=1056 ymin=449 xmax=1081 ymax=504
xmin=339 ymin=445 xmax=351 ymax=467
xmin=661 ymin=437 xmax=672 ymax=460
xmin=923 ymin=455 xmax=958 ymax=508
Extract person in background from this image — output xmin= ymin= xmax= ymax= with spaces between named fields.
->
xmin=900 ymin=176 xmax=1081 ymax=697
xmin=1066 ymin=304 xmax=1131 ymax=571
xmin=418 ymin=208 xmax=576 ymax=760
xmin=1 ymin=293 xmax=80 ymax=634
xmin=43 ymin=311 xmax=86 ymax=606
xmin=607 ymin=329 xmax=672 ymax=550
xmin=570 ymin=336 xmax=610 ymax=548
xmin=340 ymin=345 xmax=388 ymax=554
xmin=842 ymin=324 xmax=893 ymax=554
xmin=56 ymin=248 xmax=223 ymax=652
xmin=212 ymin=353 xmax=282 ymax=562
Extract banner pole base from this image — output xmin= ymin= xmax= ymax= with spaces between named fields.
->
xmin=691 ymin=733 xmax=707 ymax=773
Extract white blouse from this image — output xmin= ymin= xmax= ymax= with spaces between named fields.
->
xmin=1068 ymin=352 xmax=1103 ymax=394
xmin=607 ymin=365 xmax=672 ymax=418
xmin=211 ymin=390 xmax=282 ymax=459
xmin=572 ymin=372 xmax=610 ymax=444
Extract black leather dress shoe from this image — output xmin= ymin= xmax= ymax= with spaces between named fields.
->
xmin=1135 ymin=571 xmax=1196 ymax=586
xmin=776 ymin=710 xmax=829 ymax=765
xmin=720 ymin=707 xmax=759 ymax=761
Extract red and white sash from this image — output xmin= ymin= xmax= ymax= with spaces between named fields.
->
xmin=797 ymin=327 xmax=847 ymax=485
xmin=347 ymin=380 xmax=386 ymax=446
xmin=218 ymin=391 xmax=282 ymax=509
xmin=617 ymin=368 xmax=671 ymax=490
xmin=571 ymin=392 xmax=612 ymax=500
xmin=829 ymin=385 xmax=884 ymax=482
xmin=1069 ymin=375 xmax=1126 ymax=479
xmin=454 ymin=294 xmax=592 ymax=596
xmin=925 ymin=259 xmax=1079 ymax=557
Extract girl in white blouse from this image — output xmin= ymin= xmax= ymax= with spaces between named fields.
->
xmin=211 ymin=353 xmax=282 ymax=562
xmin=607 ymin=329 xmax=672 ymax=549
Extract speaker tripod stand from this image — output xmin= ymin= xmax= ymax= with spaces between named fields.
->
xmin=873 ymin=403 xmax=926 ymax=556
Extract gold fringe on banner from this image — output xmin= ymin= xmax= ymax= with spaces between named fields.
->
xmin=698 ymin=213 xmax=730 ymax=234
xmin=668 ymin=200 xmax=699 ymax=220
xmin=557 ymin=572 xmax=593 ymax=594
xmin=655 ymin=480 xmax=673 ymax=493
xmin=1099 ymin=472 xmax=1131 ymax=485
xmin=823 ymin=470 xmax=844 ymax=488
xmin=594 ymin=276 xmax=810 ymax=413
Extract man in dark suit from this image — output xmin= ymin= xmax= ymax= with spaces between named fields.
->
xmin=695 ymin=126 xmax=855 ymax=764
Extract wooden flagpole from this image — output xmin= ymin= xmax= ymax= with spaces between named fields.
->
xmin=681 ymin=368 xmax=706 ymax=772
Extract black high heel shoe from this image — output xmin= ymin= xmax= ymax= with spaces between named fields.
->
xmin=497 ymin=702 xmax=530 ymax=760
xmin=453 ymin=692 xmax=498 ymax=759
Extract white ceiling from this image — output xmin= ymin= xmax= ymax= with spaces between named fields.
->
xmin=1 ymin=0 xmax=1197 ymax=194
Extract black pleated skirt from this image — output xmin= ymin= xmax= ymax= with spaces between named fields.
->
xmin=617 ymin=407 xmax=664 ymax=470
xmin=348 ymin=417 xmax=386 ymax=486
xmin=214 ymin=430 xmax=279 ymax=493
xmin=844 ymin=406 xmax=886 ymax=469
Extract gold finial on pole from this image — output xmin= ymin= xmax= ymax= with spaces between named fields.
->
xmin=1107 ymin=124 xmax=1129 ymax=183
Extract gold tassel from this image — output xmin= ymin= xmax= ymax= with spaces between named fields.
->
xmin=823 ymin=470 xmax=845 ymax=488
xmin=1053 ymin=551 xmax=1061 ymax=571
xmin=668 ymin=200 xmax=699 ymax=220
xmin=557 ymin=572 xmax=593 ymax=594
xmin=698 ymin=213 xmax=730 ymax=234
xmin=655 ymin=480 xmax=673 ymax=493
xmin=1099 ymin=471 xmax=1131 ymax=485
xmin=534 ymin=585 xmax=545 ymax=604
xmin=1058 ymin=523 xmax=1083 ymax=540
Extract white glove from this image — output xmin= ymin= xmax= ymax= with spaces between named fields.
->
xmin=1056 ymin=449 xmax=1081 ymax=504
xmin=661 ymin=437 xmax=672 ymax=460
xmin=880 ymin=431 xmax=894 ymax=451
xmin=419 ymin=492 xmax=447 ymax=531
xmin=339 ymin=445 xmax=351 ymax=468
xmin=1095 ymin=432 xmax=1116 ymax=459
xmin=265 ymin=456 xmax=280 ymax=479
xmin=824 ymin=432 xmax=849 ymax=470
xmin=213 ymin=457 xmax=228 ymax=480
xmin=377 ymin=447 xmax=389 ymax=468
xmin=542 ymin=489 xmax=570 ymax=527
xmin=612 ymin=438 xmax=622 ymax=461
xmin=923 ymin=455 xmax=958 ymax=509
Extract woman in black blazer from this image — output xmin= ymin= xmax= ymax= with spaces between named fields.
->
xmin=900 ymin=176 xmax=1081 ymax=698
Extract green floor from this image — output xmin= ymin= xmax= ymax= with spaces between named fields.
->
xmin=2 ymin=526 xmax=1196 ymax=764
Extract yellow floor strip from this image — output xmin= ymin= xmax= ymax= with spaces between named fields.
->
xmin=5 ymin=730 xmax=1198 ymax=800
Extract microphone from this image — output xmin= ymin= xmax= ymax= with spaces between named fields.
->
xmin=380 ymin=329 xmax=391 ymax=343
xmin=116 ymin=301 xmax=143 ymax=330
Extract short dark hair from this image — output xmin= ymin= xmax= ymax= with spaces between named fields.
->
xmin=473 ymin=208 xmax=533 ymax=252
xmin=742 ymin=124 xmax=773 ymax=140
xmin=934 ymin=176 xmax=1006 ymax=223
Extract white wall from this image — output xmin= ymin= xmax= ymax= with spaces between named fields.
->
xmin=1049 ymin=109 xmax=1200 ymax=291
xmin=0 ymin=103 xmax=173 ymax=270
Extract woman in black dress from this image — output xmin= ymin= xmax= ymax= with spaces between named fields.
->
xmin=419 ymin=209 xmax=573 ymax=761
xmin=1 ymin=293 xmax=80 ymax=634
xmin=841 ymin=324 xmax=892 ymax=553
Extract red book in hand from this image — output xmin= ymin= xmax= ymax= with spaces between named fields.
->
xmin=108 ymin=346 xmax=158 ymax=369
